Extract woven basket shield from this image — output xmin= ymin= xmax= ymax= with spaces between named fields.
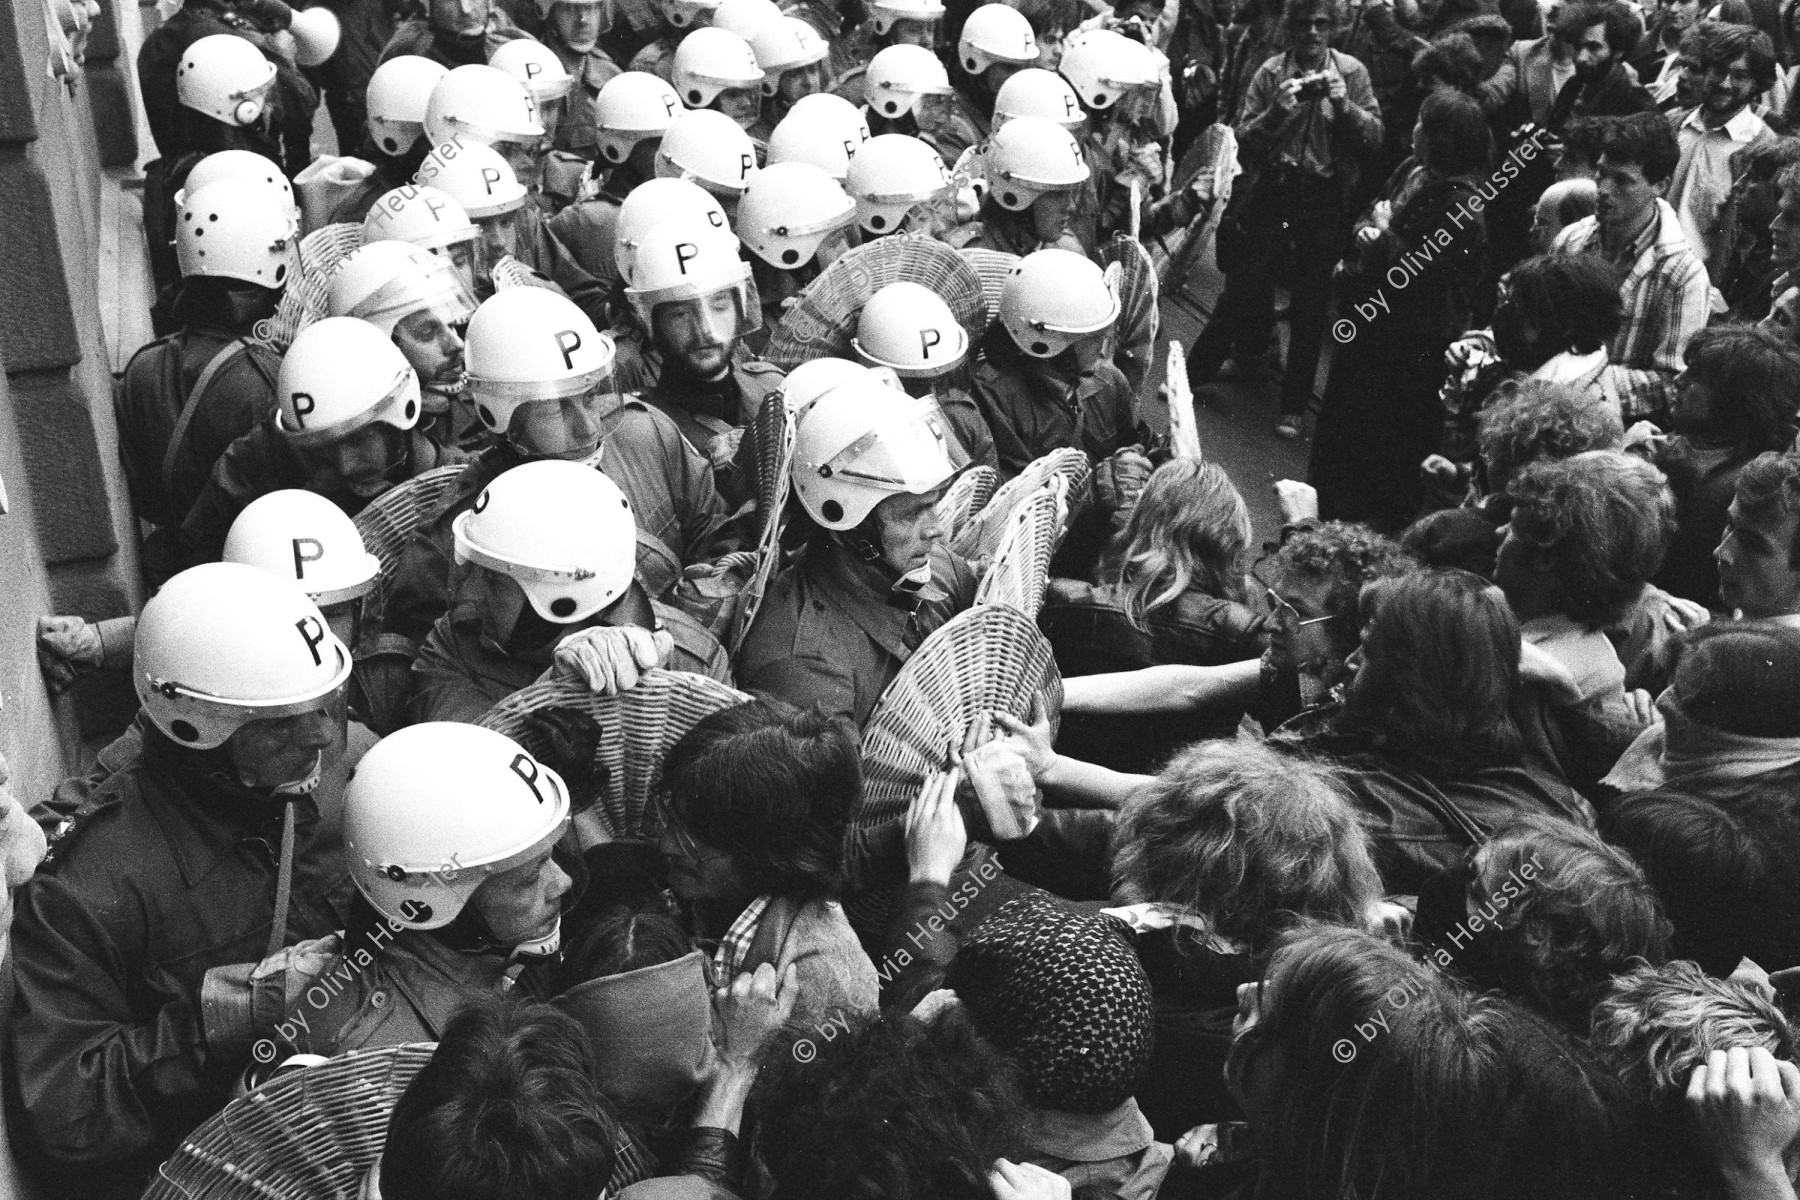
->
xmin=956 ymin=247 xmax=1019 ymax=323
xmin=352 ymin=464 xmax=468 ymax=628
xmin=950 ymin=447 xmax=1090 ymax=560
xmin=729 ymin=396 xmax=795 ymax=654
xmin=478 ymin=670 xmax=751 ymax=841
xmin=972 ymin=486 xmax=1064 ymax=616
xmin=936 ymin=464 xmax=997 ymax=543
xmin=1101 ymin=234 xmax=1160 ymax=397
xmin=856 ymin=604 xmax=1062 ymax=831
xmin=490 ymin=255 xmax=561 ymax=291
xmin=144 ymin=1043 xmax=434 ymax=1199
xmin=762 ymin=236 xmax=987 ymax=371
xmin=254 ymin=223 xmax=365 ymax=352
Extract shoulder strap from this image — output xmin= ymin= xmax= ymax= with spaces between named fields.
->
xmin=161 ymin=338 xmax=252 ymax=496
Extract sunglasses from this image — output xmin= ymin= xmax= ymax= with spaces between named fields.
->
xmin=1251 ymin=558 xmax=1340 ymax=629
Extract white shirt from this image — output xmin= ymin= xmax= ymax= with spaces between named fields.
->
xmin=1667 ymin=104 xmax=1771 ymax=266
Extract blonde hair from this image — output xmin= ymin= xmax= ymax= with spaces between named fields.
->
xmin=1115 ymin=459 xmax=1252 ymax=628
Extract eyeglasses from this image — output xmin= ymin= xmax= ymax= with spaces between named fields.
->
xmin=1250 ymin=558 xmax=1339 ymax=629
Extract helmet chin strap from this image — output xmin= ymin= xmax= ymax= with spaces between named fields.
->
xmin=508 ymin=917 xmax=563 ymax=961
xmin=836 ymin=526 xmax=948 ymax=605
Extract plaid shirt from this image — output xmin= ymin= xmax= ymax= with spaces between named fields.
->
xmin=711 ymin=894 xmax=772 ymax=986
xmin=1552 ymin=198 xmax=1713 ymax=424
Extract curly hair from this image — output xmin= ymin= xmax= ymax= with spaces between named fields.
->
xmin=1476 ymin=379 xmax=1624 ymax=492
xmin=1559 ymin=117 xmax=1610 ymax=174
xmin=1503 ymin=450 xmax=1676 ymax=628
xmin=1679 ymin=18 xmax=1778 ymax=91
xmin=1555 ymin=1 xmax=1646 ymax=60
xmin=1493 ymin=255 xmax=1624 ymax=367
xmin=1113 ymin=740 xmax=1381 ymax=949
xmin=662 ymin=697 xmax=860 ymax=901
xmin=1265 ymin=521 xmax=1416 ymax=624
xmin=1245 ymin=922 xmax=1644 ymax=1200
xmin=753 ymin=1008 xmax=1026 ymax=1200
xmin=381 ymin=997 xmax=622 ymax=1200
xmin=1596 ymin=111 xmax=1683 ymax=184
xmin=1678 ymin=323 xmax=1800 ymax=456
xmin=1472 ymin=815 xmax=1672 ymax=1034
xmin=1115 ymin=458 xmax=1252 ymax=626
xmin=1412 ymin=32 xmax=1485 ymax=93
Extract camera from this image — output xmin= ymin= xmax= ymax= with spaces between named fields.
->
xmin=1293 ymin=70 xmax=1331 ymax=101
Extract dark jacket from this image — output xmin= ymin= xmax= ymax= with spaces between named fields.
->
xmin=737 ymin=540 xmax=979 ymax=727
xmin=115 ymin=321 xmax=281 ymax=533
xmin=1038 ymin=579 xmax=1266 ymax=773
xmin=969 ymin=330 xmax=1138 ymax=481
xmin=410 ymin=582 xmax=732 ymax=724
xmin=378 ymin=399 xmax=733 ymax=649
xmin=6 ymin=732 xmax=351 ymax=1200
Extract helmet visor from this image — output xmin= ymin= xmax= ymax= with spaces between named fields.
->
xmin=820 ymin=397 xmax=969 ymax=492
xmin=499 ymin=388 xmax=624 ymax=457
xmin=281 ymin=365 xmax=418 ymax=447
xmin=350 ymin=255 xmax=479 ymax=333
xmin=646 ymin=277 xmax=763 ymax=341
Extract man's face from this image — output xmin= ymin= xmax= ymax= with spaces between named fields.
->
xmin=1030 ymin=188 xmax=1078 ymax=241
xmin=889 ymin=16 xmax=938 ymax=45
xmin=1288 ymin=7 xmax=1334 ymax=62
xmin=652 ymin=291 xmax=742 ymax=379
xmin=469 ymin=850 xmax=571 ymax=947
xmin=498 ymin=139 xmax=546 ymax=192
xmin=392 ymin=309 xmax=466 ymax=394
xmin=304 ymin=424 xmax=401 ymax=499
xmin=1663 ymin=0 xmax=1701 ymax=31
xmin=225 ymin=706 xmax=338 ymax=792
xmin=1717 ymin=495 xmax=1800 ymax=616
xmin=778 ymin=60 xmax=827 ymax=104
xmin=1673 ymin=50 xmax=1704 ymax=106
xmin=1717 ymin=497 xmax=1800 ymax=617
xmin=1595 ymin=153 xmax=1660 ymax=238
xmin=551 ymin=0 xmax=605 ymax=50
xmin=429 ymin=0 xmax=490 ymax=37
xmin=475 ymin=211 xmax=523 ymax=292
xmin=1702 ymin=52 xmax=1759 ymax=121
xmin=1572 ymin=20 xmax=1615 ymax=77
xmin=1669 ymin=367 xmax=1718 ymax=434
xmin=715 ymin=85 xmax=762 ymax=130
xmin=1760 ymin=285 xmax=1800 ymax=341
xmin=1771 ymin=184 xmax=1800 ymax=271
xmin=870 ymin=483 xmax=950 ymax=577
xmin=506 ymin=392 xmax=611 ymax=459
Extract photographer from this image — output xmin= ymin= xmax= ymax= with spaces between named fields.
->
xmin=1184 ymin=0 xmax=1384 ymax=440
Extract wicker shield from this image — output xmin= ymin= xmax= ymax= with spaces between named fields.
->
xmin=972 ymin=486 xmax=1064 ymax=617
xmin=856 ymin=604 xmax=1062 ymax=832
xmin=144 ymin=1043 xmax=434 ymax=1200
xmin=478 ymin=670 xmax=751 ymax=842
xmin=1101 ymin=233 xmax=1160 ymax=398
xmin=936 ymin=464 xmax=997 ymax=544
xmin=490 ymin=255 xmax=562 ymax=291
xmin=352 ymin=464 xmax=468 ymax=628
xmin=950 ymin=447 xmax=1091 ymax=560
xmin=958 ymin=247 xmax=1019 ymax=324
xmin=729 ymin=396 xmax=795 ymax=654
xmin=254 ymin=222 xmax=365 ymax=352
xmin=762 ymin=236 xmax=988 ymax=371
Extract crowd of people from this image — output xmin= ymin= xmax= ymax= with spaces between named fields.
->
xmin=8 ymin=0 xmax=1800 ymax=1191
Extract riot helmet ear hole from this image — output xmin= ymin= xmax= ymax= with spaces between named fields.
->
xmin=821 ymin=499 xmax=843 ymax=522
xmin=171 ymin=719 xmax=201 ymax=742
xmin=550 ymin=597 xmax=577 ymax=618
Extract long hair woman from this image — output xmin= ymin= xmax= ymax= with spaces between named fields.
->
xmin=1040 ymin=458 xmax=1266 ymax=773
xmin=1272 ymin=568 xmax=1591 ymax=892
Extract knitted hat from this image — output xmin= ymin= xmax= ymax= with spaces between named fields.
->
xmin=946 ymin=892 xmax=1154 ymax=1114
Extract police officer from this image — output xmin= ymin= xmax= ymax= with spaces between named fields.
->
xmin=488 ymin=38 xmax=592 ymax=209
xmin=545 ymin=73 xmax=688 ymax=283
xmin=626 ymin=0 xmax=723 ymax=81
xmin=951 ymin=3 xmax=1040 ymax=127
xmin=325 ymin=56 xmax=451 ymax=224
xmin=766 ymin=90 xmax=870 ymax=181
xmin=947 ymin=114 xmax=1090 ymax=253
xmin=969 ymin=247 xmax=1136 ymax=480
xmin=843 ymin=131 xmax=952 ymax=237
xmin=378 ymin=0 xmax=529 ymax=69
xmin=1058 ymin=27 xmax=1174 ymax=245
xmin=413 ymin=459 xmax=729 ymax=722
xmin=362 ymin=182 xmax=485 ymax=299
xmin=328 ymin=240 xmax=482 ymax=448
xmin=735 ymin=160 xmax=858 ymax=336
xmin=512 ymin=0 xmax=623 ymax=166
xmin=205 ymin=722 xmax=578 ymax=1058
xmin=671 ymin=26 xmax=765 ymax=131
xmin=619 ymin=220 xmax=787 ymax=502
xmin=414 ymin=137 xmax=611 ymax=323
xmin=422 ymin=63 xmax=550 ymax=191
xmin=377 ymin=287 xmax=731 ymax=662
xmin=7 ymin=563 xmax=353 ymax=1199
xmin=737 ymin=372 xmax=975 ymax=726
xmin=853 ymin=282 xmax=998 ymax=470
xmin=179 ymin=316 xmax=459 ymax=567
xmin=750 ymin=16 xmax=831 ymax=134
xmin=117 ymin=173 xmax=292 ymax=583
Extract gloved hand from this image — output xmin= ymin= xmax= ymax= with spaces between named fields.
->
xmin=552 ymin=626 xmax=673 ymax=694
xmin=515 ymin=706 xmax=606 ymax=814
xmin=1093 ymin=445 xmax=1154 ymax=525
xmin=37 ymin=615 xmax=104 ymax=692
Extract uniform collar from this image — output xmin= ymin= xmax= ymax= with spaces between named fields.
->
xmin=811 ymin=541 xmax=926 ymax=662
